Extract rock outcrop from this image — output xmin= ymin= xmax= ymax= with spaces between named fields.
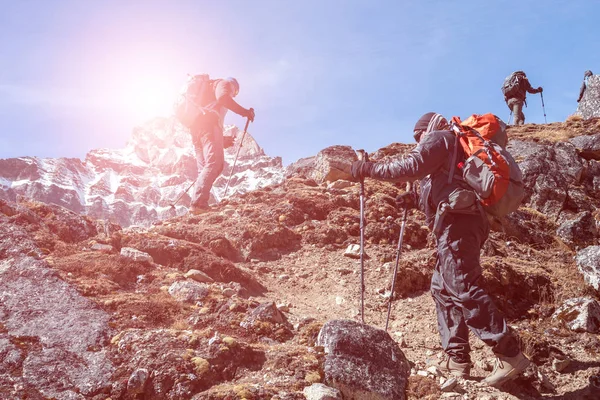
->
xmin=576 ymin=74 xmax=600 ymax=119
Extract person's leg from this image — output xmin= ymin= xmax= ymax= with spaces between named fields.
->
xmin=431 ymin=263 xmax=471 ymax=364
xmin=514 ymin=101 xmax=525 ymax=125
xmin=192 ymin=126 xmax=224 ymax=208
xmin=436 ymin=213 xmax=518 ymax=356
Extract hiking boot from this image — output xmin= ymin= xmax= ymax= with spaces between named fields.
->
xmin=482 ymin=352 xmax=531 ymax=388
xmin=426 ymin=356 xmax=471 ymax=378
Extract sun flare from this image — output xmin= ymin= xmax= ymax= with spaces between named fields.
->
xmin=123 ymin=76 xmax=177 ymax=122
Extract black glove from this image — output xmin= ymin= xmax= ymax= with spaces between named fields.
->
xmin=537 ymin=87 xmax=543 ymax=93
xmin=351 ymin=160 xmax=374 ymax=180
xmin=396 ymin=191 xmax=418 ymax=210
xmin=245 ymin=107 xmax=255 ymax=122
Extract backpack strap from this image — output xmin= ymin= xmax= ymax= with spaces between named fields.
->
xmin=448 ymin=135 xmax=459 ymax=184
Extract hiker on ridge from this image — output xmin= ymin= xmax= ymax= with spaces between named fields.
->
xmin=350 ymin=112 xmax=530 ymax=388
xmin=577 ymin=70 xmax=593 ymax=103
xmin=502 ymin=71 xmax=542 ymax=125
xmin=189 ymin=77 xmax=255 ymax=214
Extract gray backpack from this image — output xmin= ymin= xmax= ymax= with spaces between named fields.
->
xmin=501 ymin=71 xmax=526 ymax=100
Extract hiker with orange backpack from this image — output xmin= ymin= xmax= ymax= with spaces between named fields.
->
xmin=351 ymin=112 xmax=529 ymax=387
xmin=502 ymin=71 xmax=542 ymax=125
xmin=174 ymin=75 xmax=255 ymax=214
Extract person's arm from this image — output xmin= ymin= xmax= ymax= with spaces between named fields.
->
xmin=353 ymin=132 xmax=451 ymax=182
xmin=578 ymin=81 xmax=586 ymax=102
xmin=214 ymin=80 xmax=254 ymax=119
xmin=524 ymin=78 xmax=542 ymax=94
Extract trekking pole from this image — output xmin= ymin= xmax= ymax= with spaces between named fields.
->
xmin=223 ymin=117 xmax=251 ymax=199
xmin=385 ymin=181 xmax=412 ymax=331
xmin=356 ymin=149 xmax=369 ymax=324
xmin=170 ymin=179 xmax=196 ymax=209
xmin=508 ymin=111 xmax=513 ymax=125
xmin=540 ymin=92 xmax=547 ymax=123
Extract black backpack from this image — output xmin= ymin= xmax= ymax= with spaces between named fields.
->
xmin=501 ymin=71 xmax=525 ymax=99
xmin=173 ymin=74 xmax=218 ymax=129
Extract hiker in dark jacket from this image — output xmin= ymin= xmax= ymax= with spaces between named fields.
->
xmin=190 ymin=77 xmax=255 ymax=214
xmin=577 ymin=70 xmax=594 ymax=103
xmin=504 ymin=71 xmax=542 ymax=125
xmin=351 ymin=112 xmax=530 ymax=387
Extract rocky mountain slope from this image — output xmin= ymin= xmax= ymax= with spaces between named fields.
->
xmin=0 ymin=118 xmax=284 ymax=227
xmin=1 ymin=118 xmax=600 ymax=399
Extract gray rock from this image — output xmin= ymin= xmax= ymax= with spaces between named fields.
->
xmin=552 ymin=297 xmax=600 ymax=333
xmin=184 ymin=268 xmax=214 ymax=283
xmin=344 ymin=244 xmax=361 ymax=259
xmin=327 ymin=180 xmax=354 ymax=190
xmin=120 ymin=246 xmax=154 ymax=263
xmin=0 ymin=254 xmax=114 ymax=399
xmin=127 ymin=368 xmax=150 ymax=394
xmin=303 ymin=383 xmax=343 ymax=400
xmin=90 ymin=243 xmax=114 ymax=252
xmin=569 ymin=133 xmax=600 ymax=160
xmin=308 ymin=145 xmax=357 ymax=184
xmin=240 ymin=302 xmax=289 ymax=329
xmin=168 ymin=280 xmax=209 ymax=303
xmin=552 ymin=358 xmax=571 ymax=373
xmin=576 ymin=246 xmax=600 ymax=291
xmin=440 ymin=377 xmax=458 ymax=392
xmin=317 ymin=319 xmax=410 ymax=400
xmin=509 ymin=140 xmax=584 ymax=218
xmin=556 ymin=211 xmax=598 ymax=247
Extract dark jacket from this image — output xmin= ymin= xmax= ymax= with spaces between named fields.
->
xmin=369 ymin=130 xmax=471 ymax=228
xmin=509 ymin=76 xmax=541 ymax=103
xmin=578 ymin=78 xmax=589 ymax=103
xmin=194 ymin=79 xmax=247 ymax=133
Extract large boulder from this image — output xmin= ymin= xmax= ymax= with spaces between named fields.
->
xmin=575 ymin=246 xmax=600 ymax=291
xmin=509 ymin=140 xmax=585 ymax=218
xmin=552 ymin=297 xmax=600 ymax=333
xmin=556 ymin=211 xmax=598 ymax=248
xmin=317 ymin=319 xmax=410 ymax=400
xmin=0 ymin=256 xmax=114 ymax=399
xmin=569 ymin=133 xmax=600 ymax=160
xmin=305 ymin=146 xmax=357 ymax=184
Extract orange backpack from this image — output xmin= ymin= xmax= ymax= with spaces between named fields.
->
xmin=449 ymin=114 xmax=524 ymax=217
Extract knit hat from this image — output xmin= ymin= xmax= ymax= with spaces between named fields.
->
xmin=414 ymin=112 xmax=436 ymax=132
xmin=413 ymin=112 xmax=448 ymax=142
xmin=584 ymin=70 xmax=593 ymax=78
xmin=225 ymin=77 xmax=240 ymax=97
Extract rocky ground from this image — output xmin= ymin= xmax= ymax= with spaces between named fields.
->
xmin=1 ymin=120 xmax=600 ymax=399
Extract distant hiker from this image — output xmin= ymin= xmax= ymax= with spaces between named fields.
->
xmin=351 ymin=112 xmax=530 ymax=387
xmin=577 ymin=70 xmax=593 ymax=103
xmin=175 ymin=75 xmax=255 ymax=214
xmin=502 ymin=71 xmax=543 ymax=125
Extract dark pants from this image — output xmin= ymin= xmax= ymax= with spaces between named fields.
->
xmin=431 ymin=212 xmax=518 ymax=363
xmin=507 ymin=98 xmax=525 ymax=125
xmin=191 ymin=124 xmax=224 ymax=208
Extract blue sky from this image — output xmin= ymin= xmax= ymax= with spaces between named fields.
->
xmin=1 ymin=1 xmax=599 ymax=165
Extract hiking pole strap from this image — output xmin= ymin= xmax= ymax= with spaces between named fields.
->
xmin=223 ymin=118 xmax=251 ymax=198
